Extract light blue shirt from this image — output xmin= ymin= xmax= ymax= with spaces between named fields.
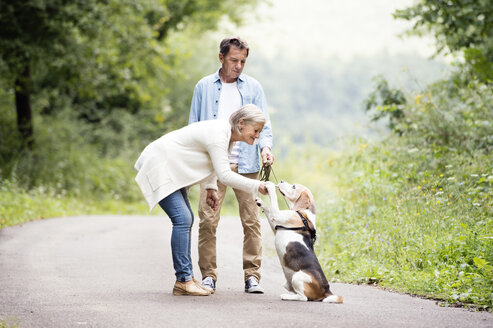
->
xmin=189 ymin=69 xmax=273 ymax=174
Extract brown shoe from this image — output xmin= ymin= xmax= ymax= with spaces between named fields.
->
xmin=173 ymin=280 xmax=211 ymax=296
xmin=192 ymin=277 xmax=214 ymax=294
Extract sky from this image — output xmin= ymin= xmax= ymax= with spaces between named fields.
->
xmin=218 ymin=0 xmax=438 ymax=61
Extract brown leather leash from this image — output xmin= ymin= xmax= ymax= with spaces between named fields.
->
xmin=259 ymin=162 xmax=274 ymax=182
xmin=259 ymin=162 xmax=290 ymax=208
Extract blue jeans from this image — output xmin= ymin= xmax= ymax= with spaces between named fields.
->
xmin=158 ymin=188 xmax=194 ymax=282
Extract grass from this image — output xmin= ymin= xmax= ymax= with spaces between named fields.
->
xmin=0 ymin=319 xmax=18 ymax=328
xmin=314 ymin=138 xmax=492 ymax=311
xmin=0 ymin=179 xmax=148 ymax=229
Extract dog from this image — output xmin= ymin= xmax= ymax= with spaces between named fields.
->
xmin=256 ymin=180 xmax=343 ymax=303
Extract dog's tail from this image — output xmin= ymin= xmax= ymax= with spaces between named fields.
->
xmin=322 ymin=294 xmax=343 ymax=303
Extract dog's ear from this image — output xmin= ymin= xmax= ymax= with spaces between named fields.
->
xmin=295 ymin=190 xmax=316 ymax=213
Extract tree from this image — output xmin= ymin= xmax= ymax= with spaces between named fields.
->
xmin=152 ymin=0 xmax=259 ymax=41
xmin=0 ymin=0 xmax=261 ymax=150
xmin=0 ymin=0 xmax=101 ymax=148
xmin=394 ymin=0 xmax=493 ymax=82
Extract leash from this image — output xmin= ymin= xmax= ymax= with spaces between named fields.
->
xmin=259 ymin=161 xmax=282 ymax=183
xmin=259 ymin=162 xmax=275 ymax=182
xmin=275 ymin=211 xmax=317 ymax=243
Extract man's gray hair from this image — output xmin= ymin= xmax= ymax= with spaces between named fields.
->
xmin=229 ymin=104 xmax=266 ymax=135
xmin=220 ymin=37 xmax=249 ymax=57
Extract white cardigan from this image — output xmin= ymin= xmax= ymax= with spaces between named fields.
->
xmin=134 ymin=120 xmax=261 ymax=210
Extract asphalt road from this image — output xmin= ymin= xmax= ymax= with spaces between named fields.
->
xmin=0 ymin=215 xmax=492 ymax=328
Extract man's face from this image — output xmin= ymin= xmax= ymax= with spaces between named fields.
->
xmin=219 ymin=46 xmax=248 ymax=83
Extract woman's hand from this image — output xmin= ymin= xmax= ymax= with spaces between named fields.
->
xmin=258 ymin=182 xmax=268 ymax=195
xmin=206 ymin=189 xmax=219 ymax=211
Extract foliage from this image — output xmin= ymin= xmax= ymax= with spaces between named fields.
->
xmin=356 ymin=5 xmax=493 ymax=307
xmin=152 ymin=0 xmax=260 ymax=40
xmin=0 ymin=0 xmax=98 ymax=75
xmin=364 ymin=76 xmax=492 ymax=155
xmin=364 ymin=75 xmax=407 ymax=134
xmin=0 ymin=84 xmax=152 ymax=230
xmin=0 ymin=0 xmax=263 ymax=210
xmin=0 ymin=179 xmax=148 ymax=229
xmin=318 ymin=140 xmax=492 ymax=310
xmin=0 ymin=2 xmax=263 ymax=228
xmin=0 ymin=102 xmax=141 ymax=198
xmin=316 ymin=79 xmax=493 ymax=310
xmin=0 ymin=320 xmax=18 ymax=328
xmin=394 ymin=0 xmax=493 ymax=82
xmin=0 ymin=0 xmax=261 ymax=147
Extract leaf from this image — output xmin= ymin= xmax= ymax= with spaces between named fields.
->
xmin=473 ymin=257 xmax=487 ymax=269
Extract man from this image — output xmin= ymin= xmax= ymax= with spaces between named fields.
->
xmin=189 ymin=37 xmax=274 ymax=294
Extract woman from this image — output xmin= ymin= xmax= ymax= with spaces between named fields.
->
xmin=134 ymin=104 xmax=269 ymax=296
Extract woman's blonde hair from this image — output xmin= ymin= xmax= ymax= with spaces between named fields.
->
xmin=229 ymin=104 xmax=266 ymax=135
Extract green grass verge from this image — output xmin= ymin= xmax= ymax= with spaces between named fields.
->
xmin=0 ymin=180 xmax=241 ymax=229
xmin=315 ymin=139 xmax=492 ymax=311
xmin=0 ymin=319 xmax=18 ymax=328
xmin=0 ymin=179 xmax=149 ymax=229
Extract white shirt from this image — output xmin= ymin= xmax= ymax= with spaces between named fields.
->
xmin=217 ymin=81 xmax=241 ymax=163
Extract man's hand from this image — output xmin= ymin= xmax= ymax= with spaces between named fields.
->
xmin=261 ymin=147 xmax=274 ymax=165
xmin=206 ymin=189 xmax=219 ymax=211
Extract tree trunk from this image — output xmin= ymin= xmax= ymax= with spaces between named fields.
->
xmin=15 ymin=63 xmax=34 ymax=149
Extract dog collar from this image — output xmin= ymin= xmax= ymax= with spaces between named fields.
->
xmin=275 ymin=211 xmax=317 ymax=242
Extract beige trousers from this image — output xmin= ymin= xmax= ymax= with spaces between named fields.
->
xmin=198 ymin=164 xmax=262 ymax=282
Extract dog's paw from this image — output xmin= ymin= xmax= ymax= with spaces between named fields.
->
xmin=265 ymin=181 xmax=276 ymax=191
xmin=255 ymin=197 xmax=264 ymax=207
xmin=280 ymin=293 xmax=307 ymax=301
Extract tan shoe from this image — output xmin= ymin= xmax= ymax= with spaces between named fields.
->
xmin=173 ymin=280 xmax=211 ymax=296
xmin=192 ymin=277 xmax=214 ymax=294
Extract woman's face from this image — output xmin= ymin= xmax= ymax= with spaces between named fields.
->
xmin=239 ymin=121 xmax=264 ymax=145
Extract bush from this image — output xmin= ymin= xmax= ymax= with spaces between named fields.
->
xmin=0 ymin=91 xmax=147 ymax=228
xmin=365 ymin=77 xmax=492 ymax=155
xmin=317 ymin=78 xmax=492 ymax=310
xmin=317 ymin=138 xmax=492 ymax=309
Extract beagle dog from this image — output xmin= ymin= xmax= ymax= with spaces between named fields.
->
xmin=256 ymin=181 xmax=343 ymax=303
